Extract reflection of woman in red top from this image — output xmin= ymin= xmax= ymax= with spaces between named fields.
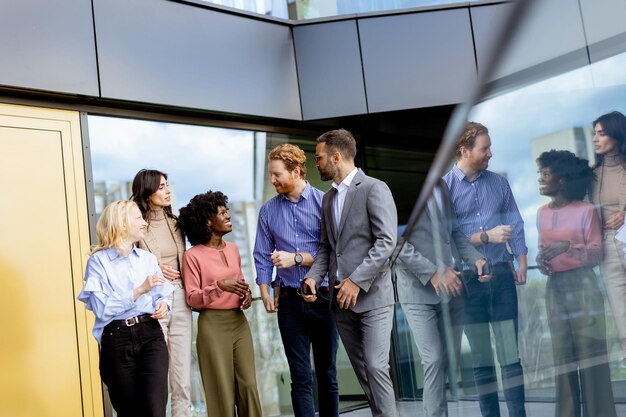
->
xmin=536 ymin=150 xmax=615 ymax=417
xmin=179 ymin=191 xmax=262 ymax=417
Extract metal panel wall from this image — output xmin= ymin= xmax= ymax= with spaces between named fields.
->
xmin=0 ymin=0 xmax=99 ymax=95
xmin=579 ymin=0 xmax=626 ymax=62
xmin=473 ymin=0 xmax=588 ymax=81
xmin=93 ymin=0 xmax=301 ymax=120
xmin=293 ymin=21 xmax=367 ymax=120
xmin=470 ymin=3 xmax=513 ymax=77
xmin=358 ymin=9 xmax=477 ymax=113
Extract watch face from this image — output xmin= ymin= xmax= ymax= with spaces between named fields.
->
xmin=480 ymin=232 xmax=489 ymax=244
xmin=294 ymin=253 xmax=303 ymax=264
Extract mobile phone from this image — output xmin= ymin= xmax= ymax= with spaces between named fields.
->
xmin=481 ymin=260 xmax=492 ymax=276
xmin=300 ymin=280 xmax=313 ymax=295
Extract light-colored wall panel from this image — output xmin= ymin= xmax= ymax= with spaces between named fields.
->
xmin=293 ymin=21 xmax=367 ymax=120
xmin=94 ymin=0 xmax=301 ymax=120
xmin=475 ymin=0 xmax=588 ymax=81
xmin=358 ymin=9 xmax=477 ymax=113
xmin=579 ymin=0 xmax=626 ymax=62
xmin=0 ymin=0 xmax=99 ymax=95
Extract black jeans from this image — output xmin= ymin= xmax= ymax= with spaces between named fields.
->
xmin=277 ymin=287 xmax=339 ymax=417
xmin=99 ymin=317 xmax=169 ymax=417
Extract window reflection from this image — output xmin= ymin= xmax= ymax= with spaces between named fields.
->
xmin=197 ymin=0 xmax=474 ymax=20
xmin=88 ymin=116 xmax=287 ymax=416
xmin=468 ymin=54 xmax=626 ymax=392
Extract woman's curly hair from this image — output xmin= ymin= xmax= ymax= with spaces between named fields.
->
xmin=178 ymin=191 xmax=229 ymax=245
xmin=536 ymin=149 xmax=593 ymax=201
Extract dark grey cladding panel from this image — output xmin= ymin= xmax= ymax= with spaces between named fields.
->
xmin=474 ymin=0 xmax=588 ymax=82
xmin=0 ymin=0 xmax=98 ymax=95
xmin=94 ymin=0 xmax=301 ymax=120
xmin=358 ymin=9 xmax=477 ymax=113
xmin=293 ymin=21 xmax=367 ymax=120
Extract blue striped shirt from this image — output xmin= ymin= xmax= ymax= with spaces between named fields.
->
xmin=254 ymin=183 xmax=327 ymax=288
xmin=443 ymin=165 xmax=527 ymax=267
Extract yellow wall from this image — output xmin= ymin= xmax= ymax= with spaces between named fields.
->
xmin=0 ymin=104 xmax=102 ymax=417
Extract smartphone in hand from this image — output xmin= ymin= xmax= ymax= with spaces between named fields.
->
xmin=480 ymin=260 xmax=492 ymax=276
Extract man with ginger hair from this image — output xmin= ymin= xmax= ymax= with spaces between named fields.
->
xmin=443 ymin=122 xmax=527 ymax=417
xmin=253 ymin=143 xmax=338 ymax=417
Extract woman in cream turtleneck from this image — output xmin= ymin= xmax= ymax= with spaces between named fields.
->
xmin=591 ymin=111 xmax=626 ymax=359
xmin=132 ymin=169 xmax=193 ymax=417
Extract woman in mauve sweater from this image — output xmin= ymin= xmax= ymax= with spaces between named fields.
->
xmin=131 ymin=169 xmax=193 ymax=417
xmin=536 ymin=150 xmax=615 ymax=417
xmin=178 ymin=191 xmax=262 ymax=417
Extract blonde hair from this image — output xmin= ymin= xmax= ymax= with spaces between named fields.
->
xmin=91 ymin=200 xmax=137 ymax=254
xmin=268 ymin=143 xmax=307 ymax=179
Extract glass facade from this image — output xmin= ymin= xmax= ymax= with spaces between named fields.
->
xmin=86 ymin=1 xmax=626 ymax=416
xmin=87 ymin=117 xmax=375 ymax=416
xmin=198 ymin=0 xmax=472 ymax=20
xmin=388 ymin=1 xmax=626 ymax=416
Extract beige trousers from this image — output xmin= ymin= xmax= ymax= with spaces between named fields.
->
xmin=601 ymin=231 xmax=626 ymax=353
xmin=159 ymin=281 xmax=193 ymax=417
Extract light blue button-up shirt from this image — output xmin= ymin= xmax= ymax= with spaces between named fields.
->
xmin=77 ymin=247 xmax=174 ymax=343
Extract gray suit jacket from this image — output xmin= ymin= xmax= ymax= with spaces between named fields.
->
xmin=308 ymin=169 xmax=398 ymax=313
xmin=396 ymin=181 xmax=482 ymax=305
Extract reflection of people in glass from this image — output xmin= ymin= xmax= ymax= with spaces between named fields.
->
xmin=78 ymin=200 xmax=174 ymax=416
xmin=396 ymin=179 xmax=488 ymax=417
xmin=131 ymin=169 xmax=193 ymax=417
xmin=443 ymin=122 xmax=527 ymax=417
xmin=178 ymin=191 xmax=261 ymax=417
xmin=536 ymin=150 xmax=616 ymax=417
xmin=253 ymin=144 xmax=339 ymax=417
xmin=591 ymin=110 xmax=626 ymax=357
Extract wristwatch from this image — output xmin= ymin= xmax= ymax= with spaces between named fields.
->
xmin=294 ymin=253 xmax=303 ymax=266
xmin=480 ymin=231 xmax=489 ymax=244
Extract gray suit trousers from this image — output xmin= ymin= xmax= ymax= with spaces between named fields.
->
xmin=334 ymin=304 xmax=398 ymax=417
xmin=403 ymin=298 xmax=464 ymax=417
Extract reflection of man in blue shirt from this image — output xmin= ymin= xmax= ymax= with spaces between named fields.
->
xmin=443 ymin=122 xmax=528 ymax=417
xmin=253 ymin=144 xmax=338 ymax=417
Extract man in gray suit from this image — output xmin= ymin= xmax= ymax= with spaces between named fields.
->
xmin=302 ymin=129 xmax=398 ymax=417
xmin=396 ymin=180 xmax=488 ymax=417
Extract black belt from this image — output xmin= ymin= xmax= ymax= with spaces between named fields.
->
xmin=109 ymin=314 xmax=154 ymax=327
xmin=280 ymin=286 xmax=330 ymax=296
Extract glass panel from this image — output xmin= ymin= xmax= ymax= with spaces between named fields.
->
xmin=87 ymin=116 xmax=371 ymax=416
xmin=392 ymin=1 xmax=626 ymax=416
xmin=197 ymin=0 xmax=478 ymax=20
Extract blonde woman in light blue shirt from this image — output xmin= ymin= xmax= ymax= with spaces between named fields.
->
xmin=78 ymin=200 xmax=173 ymax=417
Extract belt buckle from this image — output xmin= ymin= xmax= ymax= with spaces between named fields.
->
xmin=124 ymin=316 xmax=138 ymax=327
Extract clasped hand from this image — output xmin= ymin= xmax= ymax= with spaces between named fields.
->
xmin=217 ymin=279 xmax=252 ymax=310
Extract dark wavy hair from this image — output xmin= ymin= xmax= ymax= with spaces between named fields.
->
xmin=536 ymin=149 xmax=593 ymax=201
xmin=131 ymin=169 xmax=177 ymax=223
xmin=316 ymin=129 xmax=357 ymax=160
xmin=178 ymin=191 xmax=229 ymax=246
xmin=593 ymin=111 xmax=626 ymax=167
